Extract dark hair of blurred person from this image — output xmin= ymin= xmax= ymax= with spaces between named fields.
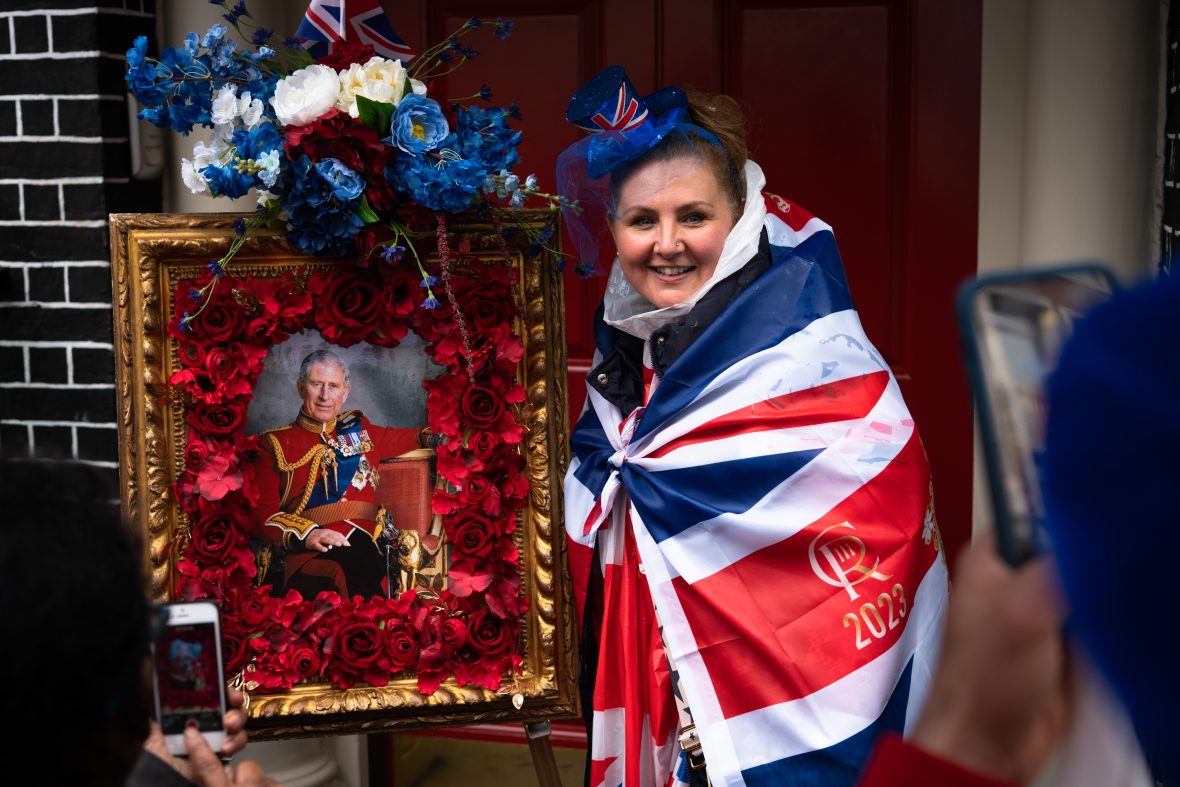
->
xmin=0 ymin=458 xmax=153 ymax=785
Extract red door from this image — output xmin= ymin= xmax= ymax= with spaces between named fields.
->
xmin=392 ymin=0 xmax=980 ymax=560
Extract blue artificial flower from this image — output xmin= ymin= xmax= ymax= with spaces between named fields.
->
xmin=126 ymin=35 xmax=147 ymax=68
xmin=524 ymin=174 xmax=537 ymax=190
xmin=479 ymin=84 xmax=492 ymax=101
xmin=201 ymin=162 xmax=253 ymax=199
xmin=378 ymin=244 xmax=406 ymax=264
xmin=212 ymin=39 xmax=237 ymax=70
xmin=315 ymin=158 xmax=365 ymax=201
xmin=282 ymin=155 xmax=365 ymax=256
xmin=493 ymin=18 xmax=514 ymax=40
xmin=252 ymin=27 xmax=274 ymax=45
xmin=455 ymin=105 xmax=521 ymax=174
xmin=419 ymin=274 xmax=439 ymax=289
xmin=437 ymin=50 xmax=453 ymax=63
xmin=387 ymin=95 xmax=449 ymax=155
xmin=231 ymin=121 xmax=281 ymax=161
xmin=508 ymin=102 xmax=522 ymax=120
xmin=386 ymin=134 xmax=487 ymax=213
xmin=207 ymin=258 xmax=227 ymax=277
xmin=232 ymin=218 xmax=246 ymax=236
xmin=422 ymin=296 xmax=440 ymax=310
xmin=465 ymin=16 xmax=481 ymax=28
xmin=183 ymin=32 xmax=200 ymax=54
xmin=201 ymin=23 xmax=227 ymax=49
xmin=509 ymin=190 xmax=525 ymax=208
xmin=247 ymin=45 xmax=276 ymax=62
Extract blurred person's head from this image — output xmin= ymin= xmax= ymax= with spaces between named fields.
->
xmin=1044 ymin=272 xmax=1180 ymax=780
xmin=0 ymin=459 xmax=152 ymax=785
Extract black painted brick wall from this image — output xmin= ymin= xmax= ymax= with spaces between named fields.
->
xmin=0 ymin=1 xmax=161 ymax=489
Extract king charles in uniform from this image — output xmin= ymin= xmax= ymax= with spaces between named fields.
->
xmin=253 ymin=348 xmax=420 ymax=600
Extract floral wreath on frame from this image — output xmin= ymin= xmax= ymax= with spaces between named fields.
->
xmin=169 ymin=255 xmax=530 ymax=695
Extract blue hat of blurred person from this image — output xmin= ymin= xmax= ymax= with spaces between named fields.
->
xmin=1043 ymin=272 xmax=1180 ymax=781
xmin=557 ymin=66 xmax=720 ymax=275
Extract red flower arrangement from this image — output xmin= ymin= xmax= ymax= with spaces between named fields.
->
xmin=167 ymin=258 xmax=528 ymax=694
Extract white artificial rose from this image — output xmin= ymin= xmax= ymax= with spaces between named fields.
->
xmin=210 ymin=85 xmax=239 ymax=126
xmin=180 ymin=159 xmax=209 ymax=195
xmin=271 ymin=64 xmax=340 ymax=126
xmin=238 ymin=91 xmax=264 ymax=129
xmin=336 ymin=56 xmax=426 ymax=118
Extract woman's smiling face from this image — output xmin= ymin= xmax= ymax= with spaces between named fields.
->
xmin=610 ymin=155 xmax=737 ymax=309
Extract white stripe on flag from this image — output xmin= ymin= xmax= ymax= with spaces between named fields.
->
xmin=764 ymin=212 xmax=832 ymax=251
xmin=656 ymin=376 xmax=915 ymax=585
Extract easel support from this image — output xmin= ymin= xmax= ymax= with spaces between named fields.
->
xmin=524 ymin=720 xmax=562 ymax=787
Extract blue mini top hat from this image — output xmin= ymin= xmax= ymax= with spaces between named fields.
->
xmin=564 ymin=65 xmax=693 ymax=179
xmin=557 ymin=65 xmax=723 ymax=274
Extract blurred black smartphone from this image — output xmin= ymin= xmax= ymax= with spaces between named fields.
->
xmin=957 ymin=265 xmax=1118 ymax=566
xmin=151 ymin=601 xmax=228 ymax=755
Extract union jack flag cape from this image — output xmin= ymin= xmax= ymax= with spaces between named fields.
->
xmin=564 ymin=194 xmax=948 ymax=786
xmin=296 ymin=0 xmax=415 ymax=62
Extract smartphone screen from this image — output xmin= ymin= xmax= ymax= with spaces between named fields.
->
xmin=960 ymin=266 xmax=1116 ymax=564
xmin=154 ymin=621 xmax=224 ymax=735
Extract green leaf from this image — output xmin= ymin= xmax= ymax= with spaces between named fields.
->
xmin=356 ymin=95 xmax=395 ymax=136
xmin=356 ymin=195 xmax=381 ymax=224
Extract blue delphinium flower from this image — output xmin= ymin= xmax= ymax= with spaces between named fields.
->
xmin=378 ymin=244 xmax=406 ymax=264
xmin=455 ymin=105 xmax=521 ymax=174
xmin=201 ymin=23 xmax=227 ymax=49
xmin=316 ymin=158 xmax=365 ymax=201
xmin=493 ymin=18 xmax=514 ymax=40
xmin=283 ymin=155 xmax=365 ymax=256
xmin=387 ymin=95 xmax=449 ymax=155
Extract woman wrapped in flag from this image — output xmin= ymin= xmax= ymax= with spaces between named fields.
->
xmin=557 ymin=66 xmax=949 ymax=787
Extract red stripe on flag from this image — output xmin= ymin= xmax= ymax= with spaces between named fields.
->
xmin=671 ymin=433 xmax=939 ymax=718
xmin=567 ymin=537 xmax=595 ymax=625
xmin=648 ymin=370 xmax=890 ymax=459
xmin=592 ymin=527 xmax=678 ymax=785
xmin=763 ymin=192 xmax=817 ymax=231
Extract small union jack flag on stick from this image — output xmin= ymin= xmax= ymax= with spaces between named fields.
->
xmin=295 ymin=0 xmax=415 ymax=62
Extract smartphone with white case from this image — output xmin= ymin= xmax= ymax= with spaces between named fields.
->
xmin=151 ymin=601 xmax=228 ymax=756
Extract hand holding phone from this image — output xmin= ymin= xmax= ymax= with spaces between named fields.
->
xmin=151 ymin=601 xmax=229 ymax=756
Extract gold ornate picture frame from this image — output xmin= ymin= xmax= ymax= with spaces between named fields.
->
xmin=109 ymin=211 xmax=579 ymax=738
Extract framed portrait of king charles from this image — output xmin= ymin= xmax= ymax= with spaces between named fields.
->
xmin=109 ymin=211 xmax=579 ymax=738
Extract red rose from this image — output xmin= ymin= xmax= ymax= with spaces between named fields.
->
xmin=385 ymin=624 xmax=419 ymax=672
xmin=460 ymin=386 xmax=505 ymax=429
xmin=286 ymin=642 xmax=322 ymax=680
xmin=221 ymin=618 xmax=249 ymax=674
xmin=185 ymin=437 xmax=210 ymax=469
xmin=315 ymin=41 xmax=376 ymax=69
xmin=178 ymin=340 xmax=206 ymax=369
xmin=461 ymin=474 xmax=497 ymax=509
xmin=440 ymin=617 xmax=468 ymax=649
xmin=468 ymin=430 xmax=501 ymax=463
xmin=191 ymin=512 xmax=246 ymax=564
xmin=193 ymin=299 xmax=243 ymax=343
xmin=328 ymin=615 xmax=392 ymax=687
xmin=309 ymin=272 xmax=384 ymax=347
xmin=187 ymin=401 xmax=247 ymax=437
xmin=237 ymin=591 xmax=277 ymax=628
xmin=204 ymin=347 xmax=237 ymax=383
xmin=460 ymin=287 xmax=513 ymax=333
xmin=466 ymin=607 xmax=515 ymax=657
xmin=451 ymin=513 xmax=496 ymax=559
